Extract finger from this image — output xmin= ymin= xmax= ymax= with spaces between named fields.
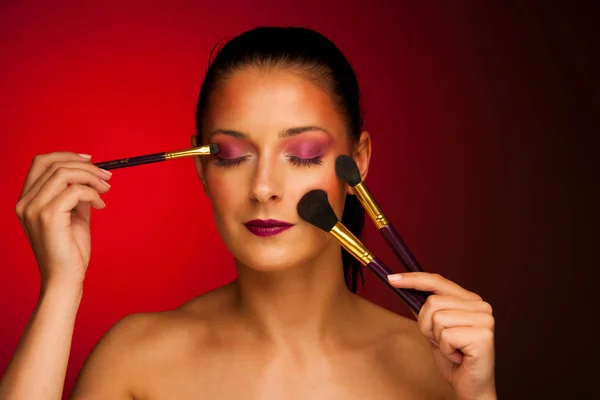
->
xmin=18 ymin=160 xmax=111 ymax=212
xmin=19 ymin=152 xmax=93 ymax=200
xmin=74 ymin=199 xmax=92 ymax=224
xmin=438 ymin=327 xmax=495 ymax=365
xmin=25 ymin=168 xmax=110 ymax=217
xmin=43 ymin=184 xmax=106 ymax=227
xmin=387 ymin=272 xmax=481 ymax=300
xmin=418 ymin=295 xmax=493 ymax=339
xmin=431 ymin=310 xmax=495 ymax=345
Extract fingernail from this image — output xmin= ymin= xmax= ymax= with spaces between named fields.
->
xmin=101 ymin=168 xmax=112 ymax=176
xmin=101 ymin=179 xmax=111 ymax=188
xmin=100 ymin=198 xmax=106 ymax=207
xmin=429 ymin=339 xmax=440 ymax=347
xmin=387 ymin=274 xmax=403 ymax=282
xmin=78 ymin=153 xmax=92 ymax=159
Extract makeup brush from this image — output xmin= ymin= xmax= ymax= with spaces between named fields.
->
xmin=336 ymin=155 xmax=427 ymax=279
xmin=93 ymin=144 xmax=219 ymax=170
xmin=297 ymin=189 xmax=427 ymax=314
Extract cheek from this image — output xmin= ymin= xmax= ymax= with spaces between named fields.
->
xmin=325 ymin=179 xmax=347 ymax=220
xmin=204 ymin=171 xmax=242 ymax=216
xmin=287 ymin=166 xmax=347 ymax=219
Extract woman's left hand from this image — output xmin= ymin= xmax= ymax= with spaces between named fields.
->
xmin=387 ymin=272 xmax=496 ymax=400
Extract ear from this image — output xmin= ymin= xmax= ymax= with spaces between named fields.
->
xmin=191 ymin=134 xmax=208 ymax=194
xmin=348 ymin=131 xmax=371 ymax=195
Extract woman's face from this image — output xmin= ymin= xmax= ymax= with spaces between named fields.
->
xmin=197 ymin=67 xmax=354 ymax=271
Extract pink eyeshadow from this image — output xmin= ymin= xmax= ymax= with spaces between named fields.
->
xmin=287 ymin=143 xmax=325 ymax=158
xmin=210 ymin=140 xmax=249 ymax=159
xmin=284 ymin=136 xmax=333 ymax=158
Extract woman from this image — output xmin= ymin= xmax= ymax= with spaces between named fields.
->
xmin=1 ymin=27 xmax=496 ymax=399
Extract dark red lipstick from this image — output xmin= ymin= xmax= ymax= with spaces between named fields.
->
xmin=244 ymin=219 xmax=294 ymax=237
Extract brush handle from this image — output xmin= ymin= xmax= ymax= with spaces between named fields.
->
xmin=94 ymin=151 xmax=167 ymax=170
xmin=380 ymin=224 xmax=424 ymax=273
xmin=380 ymin=224 xmax=432 ymax=299
xmin=367 ymin=257 xmax=427 ymax=314
xmin=379 ymin=224 xmax=431 ymax=299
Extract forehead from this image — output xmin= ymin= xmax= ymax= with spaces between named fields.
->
xmin=202 ymin=67 xmax=347 ymax=140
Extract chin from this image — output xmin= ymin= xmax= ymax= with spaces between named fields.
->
xmin=228 ymin=234 xmax=328 ymax=273
xmin=216 ymin=221 xmax=334 ymax=271
xmin=233 ymin=242 xmax=305 ymax=272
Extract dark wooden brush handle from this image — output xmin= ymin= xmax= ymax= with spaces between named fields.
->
xmin=380 ymin=224 xmax=425 ymax=273
xmin=379 ymin=224 xmax=431 ymax=301
xmin=368 ymin=257 xmax=428 ymax=314
xmin=94 ymin=151 xmax=167 ymax=170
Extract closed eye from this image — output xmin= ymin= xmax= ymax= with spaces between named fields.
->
xmin=214 ymin=155 xmax=250 ymax=167
xmin=287 ymin=155 xmax=323 ymax=167
xmin=214 ymin=155 xmax=323 ymax=168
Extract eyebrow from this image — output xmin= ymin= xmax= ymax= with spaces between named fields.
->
xmin=209 ymin=129 xmax=249 ymax=139
xmin=279 ymin=126 xmax=330 ymax=138
xmin=209 ymin=126 xmax=330 ymax=140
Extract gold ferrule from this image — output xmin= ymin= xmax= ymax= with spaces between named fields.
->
xmin=353 ymin=182 xmax=389 ymax=229
xmin=165 ymin=145 xmax=212 ymax=160
xmin=330 ymin=222 xmax=374 ymax=266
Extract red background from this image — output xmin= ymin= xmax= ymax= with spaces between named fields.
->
xmin=0 ymin=1 xmax=594 ymax=398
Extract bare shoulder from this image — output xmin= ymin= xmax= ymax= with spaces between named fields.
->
xmin=355 ymin=297 xmax=456 ymax=399
xmin=72 ymin=283 xmax=235 ymax=399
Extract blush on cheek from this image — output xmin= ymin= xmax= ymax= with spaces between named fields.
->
xmin=205 ymin=173 xmax=235 ymax=207
xmin=291 ymin=171 xmax=347 ymax=220
xmin=324 ymin=183 xmax=347 ymax=220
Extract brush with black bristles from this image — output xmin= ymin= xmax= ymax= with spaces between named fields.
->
xmin=336 ymin=155 xmax=427 ymax=280
xmin=297 ymin=189 xmax=427 ymax=314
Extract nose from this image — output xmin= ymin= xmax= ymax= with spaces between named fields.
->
xmin=249 ymin=155 xmax=282 ymax=203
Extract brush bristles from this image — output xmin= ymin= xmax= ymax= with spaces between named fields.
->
xmin=209 ymin=144 xmax=219 ymax=154
xmin=335 ymin=155 xmax=362 ymax=187
xmin=297 ymin=190 xmax=338 ymax=232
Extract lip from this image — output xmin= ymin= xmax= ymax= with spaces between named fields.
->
xmin=244 ymin=219 xmax=294 ymax=237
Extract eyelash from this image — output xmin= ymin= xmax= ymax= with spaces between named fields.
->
xmin=287 ymin=155 xmax=323 ymax=167
xmin=214 ymin=156 xmax=250 ymax=167
xmin=213 ymin=155 xmax=323 ymax=168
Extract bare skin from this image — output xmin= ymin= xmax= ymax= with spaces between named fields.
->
xmin=1 ymin=67 xmax=494 ymax=399
xmin=71 ymin=283 xmax=454 ymax=400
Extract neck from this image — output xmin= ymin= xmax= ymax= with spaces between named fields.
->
xmin=232 ymin=245 xmax=358 ymax=347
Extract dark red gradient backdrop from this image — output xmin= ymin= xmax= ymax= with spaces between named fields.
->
xmin=0 ymin=1 xmax=594 ymax=398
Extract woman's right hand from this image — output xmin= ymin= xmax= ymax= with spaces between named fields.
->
xmin=15 ymin=152 xmax=112 ymax=289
